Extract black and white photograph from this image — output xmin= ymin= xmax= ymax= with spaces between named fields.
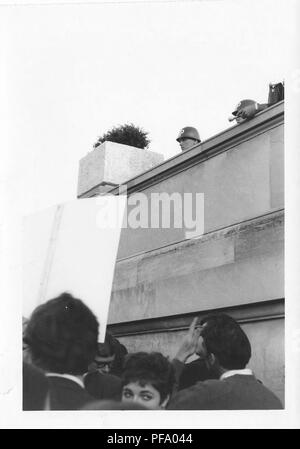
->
xmin=0 ymin=0 xmax=300 ymax=430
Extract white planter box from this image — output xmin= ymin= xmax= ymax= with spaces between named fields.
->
xmin=77 ymin=141 xmax=164 ymax=197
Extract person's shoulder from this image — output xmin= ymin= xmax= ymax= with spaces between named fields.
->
xmin=167 ymin=379 xmax=216 ymax=409
xmin=85 ymin=371 xmax=121 ymax=385
xmin=99 ymin=372 xmax=122 ymax=387
xmin=48 ymin=377 xmax=94 ymax=410
xmin=242 ymin=376 xmax=283 ymax=408
xmin=196 ymin=378 xmax=232 ymax=396
xmin=223 ymin=375 xmax=283 ymax=409
xmin=175 ymin=377 xmax=224 ymax=394
xmin=84 ymin=371 xmax=122 ymax=400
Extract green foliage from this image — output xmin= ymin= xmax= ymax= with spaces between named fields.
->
xmin=94 ymin=123 xmax=150 ymax=150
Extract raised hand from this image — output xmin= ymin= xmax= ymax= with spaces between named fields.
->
xmin=174 ymin=317 xmax=202 ymax=363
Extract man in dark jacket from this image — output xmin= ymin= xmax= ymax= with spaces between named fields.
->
xmin=24 ymin=292 xmax=99 ymax=410
xmin=168 ymin=313 xmax=283 ymax=410
xmin=84 ymin=337 xmax=124 ymax=400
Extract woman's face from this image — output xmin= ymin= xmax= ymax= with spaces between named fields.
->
xmin=122 ymin=381 xmax=166 ymax=410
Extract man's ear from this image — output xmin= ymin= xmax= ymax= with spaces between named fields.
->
xmin=160 ymin=395 xmax=170 ymax=409
xmin=207 ymin=353 xmax=216 ymax=366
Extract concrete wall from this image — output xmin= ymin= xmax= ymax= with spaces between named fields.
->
xmin=106 ymin=103 xmax=284 ymax=320
xmin=109 ymin=211 xmax=283 ymax=322
xmin=115 ymin=120 xmax=283 ymax=259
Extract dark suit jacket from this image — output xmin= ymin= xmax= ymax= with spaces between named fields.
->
xmin=47 ymin=376 xmax=95 ymax=410
xmin=84 ymin=371 xmax=122 ymax=401
xmin=179 ymin=358 xmax=218 ymax=389
xmin=172 ymin=358 xmax=217 ymax=394
xmin=168 ymin=374 xmax=283 ymax=410
xmin=23 ymin=362 xmax=49 ymax=411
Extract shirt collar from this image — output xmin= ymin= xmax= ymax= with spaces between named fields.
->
xmin=220 ymin=368 xmax=253 ymax=380
xmin=46 ymin=372 xmax=85 ymax=389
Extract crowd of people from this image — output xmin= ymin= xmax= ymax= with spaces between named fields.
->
xmin=23 ymin=292 xmax=282 ymax=411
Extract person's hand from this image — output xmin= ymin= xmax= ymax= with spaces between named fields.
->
xmin=174 ymin=317 xmax=201 ymax=363
xmin=237 ymin=103 xmax=257 ymax=120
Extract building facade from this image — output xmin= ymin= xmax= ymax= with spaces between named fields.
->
xmin=78 ymin=101 xmax=284 ymax=403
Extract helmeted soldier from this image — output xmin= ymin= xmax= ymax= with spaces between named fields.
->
xmin=228 ymin=82 xmax=284 ymax=124
xmin=230 ymin=99 xmax=268 ymax=124
xmin=176 ymin=127 xmax=201 ymax=152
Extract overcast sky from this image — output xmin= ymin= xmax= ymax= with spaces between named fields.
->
xmin=1 ymin=0 xmax=296 ymax=217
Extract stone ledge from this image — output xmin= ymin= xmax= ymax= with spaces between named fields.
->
xmin=108 ymin=210 xmax=284 ymax=323
xmin=106 ymin=101 xmax=284 ymax=196
xmin=116 ymin=208 xmax=284 ymax=264
xmin=108 ymin=298 xmax=284 ymax=337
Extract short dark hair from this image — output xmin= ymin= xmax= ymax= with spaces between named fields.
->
xmin=24 ymin=293 xmax=99 ymax=375
xmin=95 ymin=332 xmax=128 ymax=376
xmin=96 ymin=332 xmax=117 ymax=358
xmin=200 ymin=313 xmax=251 ymax=370
xmin=122 ymin=352 xmax=175 ymax=403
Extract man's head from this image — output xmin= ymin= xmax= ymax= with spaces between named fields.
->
xmin=24 ymin=292 xmax=99 ymax=375
xmin=88 ymin=332 xmax=128 ymax=375
xmin=176 ymin=127 xmax=201 ymax=152
xmin=90 ymin=333 xmax=116 ymax=374
xmin=195 ymin=313 xmax=251 ymax=376
xmin=232 ymin=99 xmax=257 ymax=123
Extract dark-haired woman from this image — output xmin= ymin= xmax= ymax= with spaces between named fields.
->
xmin=121 ymin=352 xmax=175 ymax=410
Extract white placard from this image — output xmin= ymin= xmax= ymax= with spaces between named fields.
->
xmin=22 ymin=196 xmax=126 ymax=342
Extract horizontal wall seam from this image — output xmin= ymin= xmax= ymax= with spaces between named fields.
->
xmin=111 ymin=314 xmax=285 ymax=337
xmin=115 ymin=208 xmax=284 ymax=264
xmin=108 ymin=298 xmax=284 ymax=337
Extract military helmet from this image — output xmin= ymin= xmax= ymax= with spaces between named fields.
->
xmin=232 ymin=99 xmax=256 ymax=116
xmin=176 ymin=127 xmax=201 ymax=142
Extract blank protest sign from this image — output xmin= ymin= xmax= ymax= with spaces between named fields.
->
xmin=22 ymin=196 xmax=126 ymax=342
